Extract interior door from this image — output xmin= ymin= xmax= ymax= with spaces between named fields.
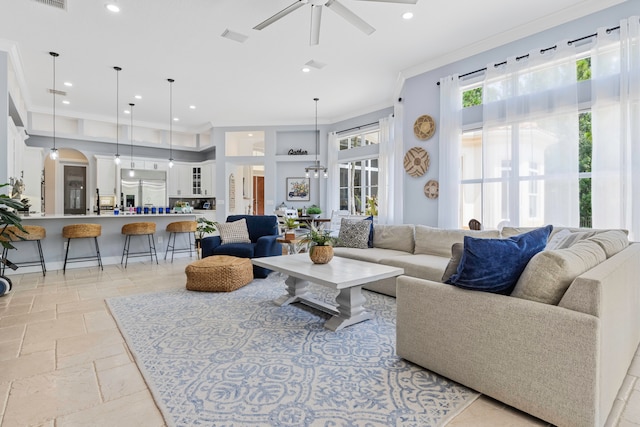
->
xmin=253 ymin=176 xmax=264 ymax=215
xmin=63 ymin=165 xmax=87 ymax=215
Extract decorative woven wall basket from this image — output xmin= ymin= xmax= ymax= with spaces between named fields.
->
xmin=403 ymin=147 xmax=430 ymax=177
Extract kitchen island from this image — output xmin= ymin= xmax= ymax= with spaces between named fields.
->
xmin=5 ymin=213 xmax=199 ymax=274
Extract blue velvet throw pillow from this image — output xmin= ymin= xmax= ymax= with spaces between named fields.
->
xmin=447 ymin=225 xmax=553 ymax=294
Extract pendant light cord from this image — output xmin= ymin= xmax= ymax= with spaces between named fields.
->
xmin=50 ymin=52 xmax=58 ymax=151
xmin=129 ymin=103 xmax=134 ymax=161
xmin=114 ymin=66 xmax=121 ymax=156
xmin=314 ymin=97 xmax=319 ymax=169
xmin=168 ymin=78 xmax=174 ymax=163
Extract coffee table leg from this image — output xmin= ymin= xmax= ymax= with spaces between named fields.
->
xmin=274 ymin=275 xmax=310 ymax=306
xmin=324 ymin=286 xmax=373 ymax=331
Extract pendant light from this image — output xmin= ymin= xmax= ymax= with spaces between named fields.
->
xmin=129 ymin=103 xmax=135 ymax=177
xmin=114 ymin=66 xmax=122 ymax=165
xmin=305 ymin=97 xmax=327 ymax=178
xmin=49 ymin=52 xmax=59 ymax=160
xmin=167 ymin=78 xmax=174 ymax=168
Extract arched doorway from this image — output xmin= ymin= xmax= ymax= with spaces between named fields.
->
xmin=44 ymin=148 xmax=89 ymax=215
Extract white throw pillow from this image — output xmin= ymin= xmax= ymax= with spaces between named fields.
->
xmin=217 ymin=219 xmax=251 ymax=244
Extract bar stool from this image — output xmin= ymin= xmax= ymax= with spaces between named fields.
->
xmin=62 ymin=224 xmax=103 ymax=273
xmin=0 ymin=225 xmax=47 ymax=276
xmin=121 ymin=222 xmax=158 ymax=268
xmin=165 ymin=220 xmax=197 ymax=262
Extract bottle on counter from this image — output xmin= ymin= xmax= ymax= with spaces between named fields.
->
xmin=302 ymin=206 xmax=307 ymax=216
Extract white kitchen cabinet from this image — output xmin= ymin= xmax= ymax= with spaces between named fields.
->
xmin=95 ymin=156 xmax=118 ymax=195
xmin=144 ymin=160 xmax=167 ymax=171
xmin=201 ymin=162 xmax=215 ymax=196
xmin=168 ymin=162 xmax=192 ymax=196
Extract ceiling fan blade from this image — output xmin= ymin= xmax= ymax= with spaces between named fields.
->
xmin=326 ymin=0 xmax=375 ymax=35
xmin=354 ymin=0 xmax=418 ymax=3
xmin=310 ymin=5 xmax=322 ymax=46
xmin=253 ymin=0 xmax=306 ymax=31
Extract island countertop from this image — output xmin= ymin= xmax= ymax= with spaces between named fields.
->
xmin=7 ymin=213 xmax=200 ymax=274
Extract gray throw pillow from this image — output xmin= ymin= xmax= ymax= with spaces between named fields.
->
xmin=441 ymin=243 xmax=463 ymax=282
xmin=217 ymin=219 xmax=251 ymax=244
xmin=336 ymin=218 xmax=372 ymax=249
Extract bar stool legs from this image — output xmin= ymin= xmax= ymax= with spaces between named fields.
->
xmin=164 ymin=221 xmax=197 ymax=262
xmin=0 ymin=225 xmax=47 ymax=276
xmin=62 ymin=224 xmax=103 ymax=273
xmin=120 ymin=222 xmax=158 ymax=268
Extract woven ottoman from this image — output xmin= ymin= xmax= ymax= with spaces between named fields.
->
xmin=185 ymin=255 xmax=253 ymax=292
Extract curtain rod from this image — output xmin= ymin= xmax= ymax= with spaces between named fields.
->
xmin=336 ymin=121 xmax=379 ymax=135
xmin=436 ymin=24 xmax=621 ymax=86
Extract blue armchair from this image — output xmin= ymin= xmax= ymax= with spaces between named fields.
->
xmin=201 ymin=215 xmax=282 ymax=278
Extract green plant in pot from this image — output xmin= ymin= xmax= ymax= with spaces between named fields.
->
xmin=306 ymin=205 xmax=322 ymax=219
xmin=299 ymin=224 xmax=336 ymax=264
xmin=283 ymin=217 xmax=299 ymax=240
xmin=1 ymin=184 xmax=26 ymax=294
xmin=195 ymin=217 xmax=216 ymax=257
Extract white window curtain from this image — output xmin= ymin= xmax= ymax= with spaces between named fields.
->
xmin=377 ymin=114 xmax=396 ymax=224
xmin=438 ymin=74 xmax=462 ymax=228
xmin=591 ymin=16 xmax=640 ymax=239
xmin=325 ymin=131 xmax=340 ymax=212
xmin=481 ymin=42 xmax=580 ymax=229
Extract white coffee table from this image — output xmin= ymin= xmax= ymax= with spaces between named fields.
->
xmin=252 ymin=253 xmax=404 ymax=331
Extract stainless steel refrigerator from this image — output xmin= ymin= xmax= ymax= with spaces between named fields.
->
xmin=121 ymin=169 xmax=167 ymax=208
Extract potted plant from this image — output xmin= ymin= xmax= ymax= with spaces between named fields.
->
xmin=195 ymin=217 xmax=216 ymax=258
xmin=1 ymin=183 xmax=26 ymax=295
xmin=306 ymin=205 xmax=322 ymax=219
xmin=299 ymin=224 xmax=337 ymax=264
xmin=283 ymin=217 xmax=299 ymax=240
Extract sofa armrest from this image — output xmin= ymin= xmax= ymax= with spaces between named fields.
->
xmin=201 ymin=236 xmax=221 ymax=258
xmin=396 ymin=276 xmax=599 ymax=427
xmin=254 ymin=235 xmax=281 ymax=258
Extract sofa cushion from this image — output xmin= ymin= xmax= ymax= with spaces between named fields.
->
xmin=587 ymin=230 xmax=629 ymax=258
xmin=414 ymin=226 xmax=500 ymax=257
xmin=545 ymin=229 xmax=572 ymax=250
xmin=217 ymin=219 xmax=251 ymax=244
xmin=441 ymin=243 xmax=463 ymax=282
xmin=447 ymin=225 xmax=552 ymax=294
xmin=333 ymin=247 xmax=409 ymax=263
xmin=336 ymin=218 xmax=372 ymax=249
xmin=511 ymin=239 xmax=607 ymax=305
xmin=380 ymin=254 xmax=450 ymax=283
xmin=372 ymin=224 xmax=415 ymax=253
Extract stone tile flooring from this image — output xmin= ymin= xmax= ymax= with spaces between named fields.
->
xmin=0 ymin=259 xmax=637 ymax=426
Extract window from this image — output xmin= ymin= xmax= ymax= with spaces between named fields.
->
xmin=458 ymin=55 xmax=592 ymax=228
xmin=337 ymin=129 xmax=380 ymax=214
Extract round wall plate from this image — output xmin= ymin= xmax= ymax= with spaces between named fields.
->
xmin=403 ymin=147 xmax=430 ymax=177
xmin=424 ymin=179 xmax=439 ymax=199
xmin=414 ymin=115 xmax=436 ymax=140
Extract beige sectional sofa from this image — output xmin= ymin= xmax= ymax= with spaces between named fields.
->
xmin=333 ymin=224 xmax=640 ymax=427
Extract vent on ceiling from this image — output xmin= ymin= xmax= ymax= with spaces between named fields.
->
xmin=305 ymin=60 xmax=326 ymax=70
xmin=32 ymin=0 xmax=66 ymax=10
xmin=48 ymin=88 xmax=67 ymax=96
xmin=221 ymin=29 xmax=248 ymax=43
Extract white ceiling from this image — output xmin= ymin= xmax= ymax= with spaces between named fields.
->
xmin=0 ymin=0 xmax=625 ymax=132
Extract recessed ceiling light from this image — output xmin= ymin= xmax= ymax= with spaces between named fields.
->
xmin=64 ymin=82 xmax=73 ymax=87
xmin=248 ymin=133 xmax=253 ymax=137
xmin=124 ymin=110 xmax=130 ymax=114
xmin=134 ymin=95 xmax=142 ymax=99
xmin=301 ymin=67 xmax=311 ymax=73
xmin=62 ymin=100 xmax=70 ymax=104
xmin=402 ymin=11 xmax=414 ymax=20
xmin=105 ymin=3 xmax=120 ymax=13
xmin=189 ymin=105 xmax=196 ymax=110
xmin=173 ymin=117 xmax=179 ymax=122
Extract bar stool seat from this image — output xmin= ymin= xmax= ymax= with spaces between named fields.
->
xmin=62 ymin=224 xmax=103 ymax=273
xmin=0 ymin=225 xmax=47 ymax=276
xmin=121 ymin=222 xmax=158 ymax=267
xmin=165 ymin=220 xmax=197 ymax=262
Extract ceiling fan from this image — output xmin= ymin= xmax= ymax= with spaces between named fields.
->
xmin=254 ymin=0 xmax=418 ymax=46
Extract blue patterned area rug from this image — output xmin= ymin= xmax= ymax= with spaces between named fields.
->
xmin=106 ymin=274 xmax=479 ymax=427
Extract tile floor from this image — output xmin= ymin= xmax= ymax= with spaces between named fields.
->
xmin=0 ymin=259 xmax=638 ymax=426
